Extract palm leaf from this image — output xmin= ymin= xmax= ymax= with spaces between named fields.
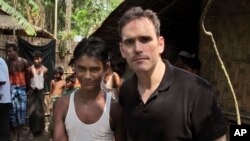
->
xmin=0 ymin=0 xmax=37 ymax=36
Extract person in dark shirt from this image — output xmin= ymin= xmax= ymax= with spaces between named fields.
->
xmin=118 ymin=6 xmax=227 ymax=141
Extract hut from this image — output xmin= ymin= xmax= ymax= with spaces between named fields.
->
xmin=91 ymin=0 xmax=250 ymax=124
xmin=0 ymin=9 xmax=54 ymax=57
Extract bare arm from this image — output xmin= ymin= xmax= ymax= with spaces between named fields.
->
xmin=50 ymin=80 xmax=54 ymax=95
xmin=112 ymin=72 xmax=122 ymax=90
xmin=110 ymin=102 xmax=126 ymax=141
xmin=23 ymin=59 xmax=30 ymax=87
xmin=43 ymin=66 xmax=49 ymax=80
xmin=214 ymin=134 xmax=227 ymax=141
xmin=53 ymin=96 xmax=69 ymax=141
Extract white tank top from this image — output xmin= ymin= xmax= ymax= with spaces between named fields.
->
xmin=30 ymin=65 xmax=44 ymax=90
xmin=101 ymin=73 xmax=114 ymax=91
xmin=65 ymin=92 xmax=114 ymax=141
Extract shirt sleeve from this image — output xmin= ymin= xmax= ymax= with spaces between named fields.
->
xmin=190 ymin=82 xmax=227 ymax=141
xmin=0 ymin=63 xmax=7 ymax=83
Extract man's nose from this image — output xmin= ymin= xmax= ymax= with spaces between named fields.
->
xmin=134 ymin=40 xmax=143 ymax=52
xmin=84 ymin=71 xmax=91 ymax=80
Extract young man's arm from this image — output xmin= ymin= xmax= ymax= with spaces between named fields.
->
xmin=43 ymin=66 xmax=49 ymax=80
xmin=110 ymin=102 xmax=126 ymax=141
xmin=113 ymin=72 xmax=122 ymax=89
xmin=50 ymin=80 xmax=54 ymax=95
xmin=23 ymin=58 xmax=30 ymax=87
xmin=53 ymin=96 xmax=69 ymax=141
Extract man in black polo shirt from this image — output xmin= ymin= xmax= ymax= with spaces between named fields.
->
xmin=118 ymin=7 xmax=227 ymax=141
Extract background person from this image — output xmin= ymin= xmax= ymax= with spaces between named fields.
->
xmin=62 ymin=74 xmax=79 ymax=96
xmin=0 ymin=57 xmax=11 ymax=141
xmin=6 ymin=42 xmax=29 ymax=140
xmin=27 ymin=51 xmax=48 ymax=139
xmin=49 ymin=66 xmax=66 ymax=109
xmin=174 ymin=50 xmax=201 ymax=75
xmin=101 ymin=58 xmax=122 ymax=102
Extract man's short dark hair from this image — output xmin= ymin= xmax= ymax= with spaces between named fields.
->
xmin=118 ymin=7 xmax=160 ymax=38
xmin=66 ymin=74 xmax=76 ymax=84
xmin=54 ymin=66 xmax=64 ymax=76
xmin=32 ymin=50 xmax=42 ymax=58
xmin=6 ymin=41 xmax=18 ymax=51
xmin=72 ymin=36 xmax=109 ymax=65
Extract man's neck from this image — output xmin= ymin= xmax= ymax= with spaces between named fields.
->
xmin=34 ymin=64 xmax=42 ymax=68
xmin=77 ymin=87 xmax=103 ymax=101
xmin=136 ymin=59 xmax=166 ymax=103
xmin=9 ymin=56 xmax=18 ymax=61
xmin=137 ymin=59 xmax=166 ymax=89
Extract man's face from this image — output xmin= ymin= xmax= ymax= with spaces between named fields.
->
xmin=119 ymin=17 xmax=164 ymax=73
xmin=66 ymin=80 xmax=74 ymax=89
xmin=33 ymin=57 xmax=42 ymax=66
xmin=7 ymin=47 xmax=17 ymax=60
xmin=54 ymin=72 xmax=62 ymax=79
xmin=75 ymin=55 xmax=104 ymax=91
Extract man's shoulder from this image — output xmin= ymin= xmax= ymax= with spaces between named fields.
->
xmin=121 ymin=75 xmax=135 ymax=86
xmin=174 ymin=67 xmax=210 ymax=87
xmin=120 ymin=75 xmax=136 ymax=93
xmin=42 ymin=65 xmax=48 ymax=69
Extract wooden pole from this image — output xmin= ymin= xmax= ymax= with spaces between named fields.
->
xmin=54 ymin=0 xmax=58 ymax=38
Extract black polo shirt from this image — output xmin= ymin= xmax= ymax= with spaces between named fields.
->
xmin=119 ymin=60 xmax=227 ymax=141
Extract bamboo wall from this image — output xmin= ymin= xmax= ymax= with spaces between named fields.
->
xmin=199 ymin=0 xmax=250 ymax=123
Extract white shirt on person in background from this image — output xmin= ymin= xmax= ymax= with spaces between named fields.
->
xmin=30 ymin=65 xmax=45 ymax=90
xmin=0 ymin=57 xmax=11 ymax=103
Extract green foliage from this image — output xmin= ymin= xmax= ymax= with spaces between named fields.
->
xmin=58 ymin=43 xmax=67 ymax=58
xmin=5 ymin=0 xmax=40 ymax=19
xmin=0 ymin=0 xmax=37 ymax=36
xmin=28 ymin=0 xmax=40 ymax=16
xmin=1 ymin=0 xmax=122 ymax=38
xmin=71 ymin=0 xmax=122 ymax=38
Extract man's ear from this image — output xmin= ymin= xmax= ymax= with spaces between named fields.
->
xmin=158 ymin=36 xmax=165 ymax=54
xmin=119 ymin=42 xmax=125 ymax=58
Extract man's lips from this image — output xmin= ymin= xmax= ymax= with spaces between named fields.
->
xmin=81 ymin=81 xmax=94 ymax=85
xmin=132 ymin=56 xmax=148 ymax=62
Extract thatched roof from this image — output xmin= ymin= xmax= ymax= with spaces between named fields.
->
xmin=91 ymin=0 xmax=203 ymax=63
xmin=0 ymin=13 xmax=54 ymax=39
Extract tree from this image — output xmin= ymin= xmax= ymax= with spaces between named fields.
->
xmin=0 ymin=0 xmax=36 ymax=36
xmin=2 ymin=0 xmax=123 ymax=38
xmin=70 ymin=0 xmax=122 ymax=38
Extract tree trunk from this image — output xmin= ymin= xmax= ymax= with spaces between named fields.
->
xmin=65 ymin=0 xmax=72 ymax=34
xmin=54 ymin=0 xmax=58 ymax=38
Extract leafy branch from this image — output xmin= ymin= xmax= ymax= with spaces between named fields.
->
xmin=0 ymin=0 xmax=37 ymax=36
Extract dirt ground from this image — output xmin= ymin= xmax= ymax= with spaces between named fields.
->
xmin=12 ymin=128 xmax=50 ymax=141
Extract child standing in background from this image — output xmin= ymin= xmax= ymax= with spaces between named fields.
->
xmin=62 ymin=74 xmax=79 ymax=96
xmin=49 ymin=66 xmax=66 ymax=140
xmin=49 ymin=66 xmax=66 ymax=106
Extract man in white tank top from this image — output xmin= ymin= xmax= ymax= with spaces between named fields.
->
xmin=53 ymin=37 xmax=126 ymax=141
xmin=27 ymin=51 xmax=48 ymax=139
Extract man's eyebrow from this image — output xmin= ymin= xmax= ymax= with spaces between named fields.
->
xmin=122 ymin=37 xmax=134 ymax=41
